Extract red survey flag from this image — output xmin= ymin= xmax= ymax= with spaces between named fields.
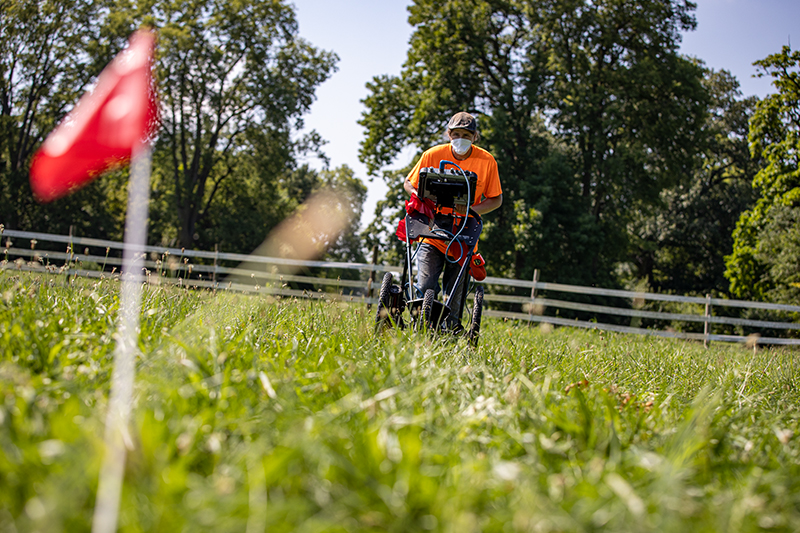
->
xmin=29 ymin=30 xmax=159 ymax=202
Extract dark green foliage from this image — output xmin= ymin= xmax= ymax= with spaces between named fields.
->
xmin=141 ymin=0 xmax=338 ymax=249
xmin=1 ymin=0 xmax=348 ymax=257
xmin=725 ymin=46 xmax=800 ymax=304
xmin=360 ymin=0 xmax=709 ymax=288
xmin=319 ymin=165 xmax=369 ymax=266
xmin=0 ymin=0 xmax=120 ymax=235
xmin=629 ymin=68 xmax=761 ymax=296
xmin=5 ymin=0 xmax=800 ymax=304
xmin=361 ymin=167 xmax=411 ymax=266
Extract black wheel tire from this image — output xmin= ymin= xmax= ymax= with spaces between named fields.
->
xmin=468 ymin=285 xmax=484 ymax=347
xmin=421 ymin=289 xmax=435 ymax=330
xmin=375 ymin=272 xmax=394 ymax=331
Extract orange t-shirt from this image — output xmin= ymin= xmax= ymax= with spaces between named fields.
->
xmin=407 ymin=143 xmax=502 ymax=254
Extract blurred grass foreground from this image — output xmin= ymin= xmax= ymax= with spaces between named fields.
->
xmin=1 ymin=271 xmax=800 ymax=532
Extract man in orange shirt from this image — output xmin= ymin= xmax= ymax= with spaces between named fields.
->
xmin=404 ymin=112 xmax=503 ymax=329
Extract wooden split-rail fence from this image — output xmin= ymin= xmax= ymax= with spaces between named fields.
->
xmin=2 ymin=228 xmax=799 ymax=346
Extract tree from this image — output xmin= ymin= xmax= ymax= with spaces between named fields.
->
xmin=628 ymin=68 xmax=761 ymax=295
xmin=128 ymin=0 xmax=338 ymax=248
xmin=359 ymin=0 xmax=708 ymax=286
xmin=725 ymin=46 xmax=800 ymax=303
xmin=318 ymin=165 xmax=368 ymax=266
xmin=1 ymin=0 xmax=345 ymax=255
xmin=360 ymin=0 xmax=582 ymax=282
xmin=0 ymin=0 xmax=123 ymax=236
xmin=533 ymin=0 xmax=708 ymax=282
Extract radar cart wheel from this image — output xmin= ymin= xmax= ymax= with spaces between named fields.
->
xmin=420 ymin=289 xmax=435 ymax=330
xmin=376 ymin=272 xmax=403 ymax=331
xmin=467 ymin=285 xmax=484 ymax=347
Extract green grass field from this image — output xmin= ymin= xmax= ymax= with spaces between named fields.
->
xmin=2 ymin=271 xmax=800 ymax=532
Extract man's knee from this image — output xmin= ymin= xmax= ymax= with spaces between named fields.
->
xmin=417 ymin=264 xmax=440 ymax=294
xmin=416 ymin=244 xmax=443 ymax=294
xmin=418 ymin=272 xmax=437 ymax=289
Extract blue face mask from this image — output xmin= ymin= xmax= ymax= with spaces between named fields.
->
xmin=451 ymin=138 xmax=472 ymax=155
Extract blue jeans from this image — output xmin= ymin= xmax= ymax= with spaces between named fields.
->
xmin=416 ymin=242 xmax=468 ymax=326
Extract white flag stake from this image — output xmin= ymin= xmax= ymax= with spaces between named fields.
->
xmin=92 ymin=141 xmax=153 ymax=533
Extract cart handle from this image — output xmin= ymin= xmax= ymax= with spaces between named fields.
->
xmin=467 ymin=207 xmax=483 ymax=224
xmin=438 ymin=160 xmax=457 ymax=172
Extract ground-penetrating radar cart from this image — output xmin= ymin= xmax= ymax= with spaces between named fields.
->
xmin=375 ymin=160 xmax=486 ymax=346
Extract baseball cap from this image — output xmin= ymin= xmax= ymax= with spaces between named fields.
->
xmin=447 ymin=112 xmax=477 ymax=133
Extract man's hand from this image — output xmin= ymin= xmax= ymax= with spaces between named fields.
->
xmin=404 ymin=177 xmax=418 ymax=197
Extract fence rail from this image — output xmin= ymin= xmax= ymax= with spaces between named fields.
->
xmin=2 ymin=228 xmax=799 ymax=346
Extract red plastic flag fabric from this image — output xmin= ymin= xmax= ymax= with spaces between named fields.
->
xmin=395 ymin=217 xmax=408 ymax=241
xmin=396 ymin=193 xmax=437 ymax=242
xmin=406 ymin=193 xmax=435 ymax=219
xmin=29 ymin=30 xmax=159 ymax=202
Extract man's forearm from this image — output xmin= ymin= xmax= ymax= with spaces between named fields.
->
xmin=472 ymin=195 xmax=503 ymax=216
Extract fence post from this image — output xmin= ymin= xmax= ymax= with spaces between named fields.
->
xmin=529 ymin=269 xmax=539 ymax=318
xmin=65 ymin=225 xmax=75 ymax=284
xmin=704 ymin=293 xmax=712 ymax=348
xmin=213 ymin=243 xmax=219 ymax=292
xmin=366 ymin=244 xmax=378 ymax=309
xmin=68 ymin=225 xmax=75 ymax=262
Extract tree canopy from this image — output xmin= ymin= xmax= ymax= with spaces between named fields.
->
xmin=5 ymin=0 xmax=796 ymax=304
xmin=139 ymin=0 xmax=338 ymax=248
xmin=629 ymin=68 xmax=760 ymax=295
xmin=1 ymin=0 xmax=122 ymax=236
xmin=1 ymin=0 xmax=353 ymax=255
xmin=360 ymin=0 xmax=710 ymax=287
xmin=725 ymin=46 xmax=800 ymax=303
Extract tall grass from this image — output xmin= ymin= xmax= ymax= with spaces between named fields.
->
xmin=1 ymin=271 xmax=799 ymax=532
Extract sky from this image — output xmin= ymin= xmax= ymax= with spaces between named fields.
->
xmin=291 ymin=0 xmax=800 ymax=228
